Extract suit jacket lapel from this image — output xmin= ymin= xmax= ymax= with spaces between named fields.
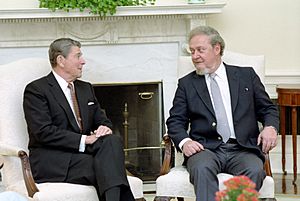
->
xmin=191 ymin=73 xmax=215 ymax=116
xmin=226 ymin=64 xmax=239 ymax=113
xmin=74 ymin=81 xmax=88 ymax=133
xmin=46 ymin=73 xmax=81 ymax=132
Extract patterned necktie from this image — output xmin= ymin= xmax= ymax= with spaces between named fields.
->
xmin=210 ymin=73 xmax=230 ymax=142
xmin=68 ymin=83 xmax=83 ymax=132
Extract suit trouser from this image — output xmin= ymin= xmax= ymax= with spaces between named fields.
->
xmin=66 ymin=134 xmax=134 ymax=201
xmin=186 ymin=142 xmax=266 ymax=201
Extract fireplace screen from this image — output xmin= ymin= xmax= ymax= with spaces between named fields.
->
xmin=93 ymin=82 xmax=164 ymax=181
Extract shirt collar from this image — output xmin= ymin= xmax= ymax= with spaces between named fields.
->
xmin=214 ymin=62 xmax=227 ymax=80
xmin=204 ymin=62 xmax=226 ymax=80
xmin=52 ymin=70 xmax=70 ymax=91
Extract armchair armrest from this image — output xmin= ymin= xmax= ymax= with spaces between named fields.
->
xmin=157 ymin=136 xmax=274 ymax=177
xmin=159 ymin=134 xmax=172 ymax=175
xmin=0 ymin=143 xmax=23 ymax=157
xmin=264 ymin=153 xmax=272 ymax=177
xmin=0 ymin=143 xmax=39 ymax=197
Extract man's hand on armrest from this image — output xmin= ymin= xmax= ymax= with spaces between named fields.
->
xmin=257 ymin=126 xmax=278 ymax=153
xmin=182 ymin=140 xmax=204 ymax=157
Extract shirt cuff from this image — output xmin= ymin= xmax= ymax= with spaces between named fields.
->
xmin=79 ymin=135 xmax=87 ymax=152
xmin=179 ymin=138 xmax=192 ymax=151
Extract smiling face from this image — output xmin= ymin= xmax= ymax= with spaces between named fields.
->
xmin=189 ymin=34 xmax=222 ymax=75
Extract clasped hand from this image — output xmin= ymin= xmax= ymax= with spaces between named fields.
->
xmin=85 ymin=125 xmax=112 ymax=145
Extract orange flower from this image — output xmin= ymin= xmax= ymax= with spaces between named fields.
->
xmin=215 ymin=176 xmax=259 ymax=201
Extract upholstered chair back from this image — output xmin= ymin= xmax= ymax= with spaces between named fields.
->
xmin=0 ymin=58 xmax=145 ymax=201
xmin=0 ymin=58 xmax=51 ymax=193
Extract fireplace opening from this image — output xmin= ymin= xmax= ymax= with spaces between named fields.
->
xmin=93 ymin=81 xmax=165 ymax=182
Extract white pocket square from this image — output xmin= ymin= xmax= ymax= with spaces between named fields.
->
xmin=88 ymin=102 xmax=95 ymax=105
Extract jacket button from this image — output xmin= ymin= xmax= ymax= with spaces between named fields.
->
xmin=212 ymin=122 xmax=216 ymax=127
xmin=218 ymin=137 xmax=222 ymax=140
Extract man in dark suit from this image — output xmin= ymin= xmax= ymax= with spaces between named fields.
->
xmin=166 ymin=26 xmax=279 ymax=201
xmin=23 ymin=38 xmax=135 ymax=201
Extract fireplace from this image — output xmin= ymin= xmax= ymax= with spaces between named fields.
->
xmin=93 ymin=82 xmax=164 ymax=181
xmin=79 ymin=41 xmax=178 ymax=183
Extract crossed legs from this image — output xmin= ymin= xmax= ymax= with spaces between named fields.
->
xmin=66 ymin=134 xmax=134 ymax=201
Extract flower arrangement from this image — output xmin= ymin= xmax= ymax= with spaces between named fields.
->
xmin=215 ymin=175 xmax=259 ymax=201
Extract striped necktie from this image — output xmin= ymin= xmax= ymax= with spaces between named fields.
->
xmin=68 ymin=83 xmax=83 ymax=132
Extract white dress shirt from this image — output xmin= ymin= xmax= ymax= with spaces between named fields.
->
xmin=52 ymin=71 xmax=86 ymax=152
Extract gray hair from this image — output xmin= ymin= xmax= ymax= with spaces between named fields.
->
xmin=48 ymin=38 xmax=81 ymax=68
xmin=188 ymin=26 xmax=225 ymax=56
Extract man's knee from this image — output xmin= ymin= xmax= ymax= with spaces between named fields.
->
xmin=241 ymin=161 xmax=265 ymax=190
xmin=189 ymin=161 xmax=218 ymax=177
xmin=90 ymin=134 xmax=124 ymax=154
xmin=249 ymin=164 xmax=264 ymax=175
xmin=242 ymin=157 xmax=264 ymax=176
xmin=101 ymin=134 xmax=123 ymax=147
xmin=187 ymin=152 xmax=219 ymax=177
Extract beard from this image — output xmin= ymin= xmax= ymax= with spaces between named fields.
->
xmin=195 ymin=67 xmax=210 ymax=75
xmin=193 ymin=62 xmax=210 ymax=75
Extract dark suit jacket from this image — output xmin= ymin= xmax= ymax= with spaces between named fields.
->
xmin=166 ymin=63 xmax=279 ymax=162
xmin=23 ymin=72 xmax=112 ymax=182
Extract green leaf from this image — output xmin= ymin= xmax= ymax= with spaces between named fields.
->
xmin=38 ymin=0 xmax=156 ymax=17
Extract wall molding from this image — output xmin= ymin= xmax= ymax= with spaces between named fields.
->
xmin=0 ymin=2 xmax=226 ymax=49
xmin=0 ymin=2 xmax=226 ymax=22
xmin=265 ymin=73 xmax=300 ymax=99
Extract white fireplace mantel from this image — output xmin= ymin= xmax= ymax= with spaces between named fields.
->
xmin=0 ymin=2 xmax=225 ymax=20
xmin=0 ymin=1 xmax=226 ymax=49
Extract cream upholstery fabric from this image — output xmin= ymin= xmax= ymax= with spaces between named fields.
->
xmin=0 ymin=58 xmax=144 ymax=200
xmin=0 ymin=191 xmax=27 ymax=201
xmin=156 ymin=51 xmax=275 ymax=199
xmin=3 ymin=175 xmax=143 ymax=201
xmin=156 ymin=166 xmax=274 ymax=198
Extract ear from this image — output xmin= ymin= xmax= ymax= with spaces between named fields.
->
xmin=57 ymin=55 xmax=65 ymax=67
xmin=214 ymin=44 xmax=221 ymax=56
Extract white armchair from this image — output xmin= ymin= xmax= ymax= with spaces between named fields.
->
xmin=154 ymin=51 xmax=276 ymax=201
xmin=0 ymin=58 xmax=145 ymax=201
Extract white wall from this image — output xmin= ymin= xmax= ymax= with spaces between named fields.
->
xmin=1 ymin=0 xmax=299 ymax=76
xmin=208 ymin=0 xmax=300 ymax=75
xmin=0 ymin=0 xmax=39 ymax=8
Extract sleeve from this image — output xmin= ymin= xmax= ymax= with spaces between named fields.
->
xmin=166 ymin=79 xmax=190 ymax=150
xmin=250 ymin=68 xmax=279 ymax=131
